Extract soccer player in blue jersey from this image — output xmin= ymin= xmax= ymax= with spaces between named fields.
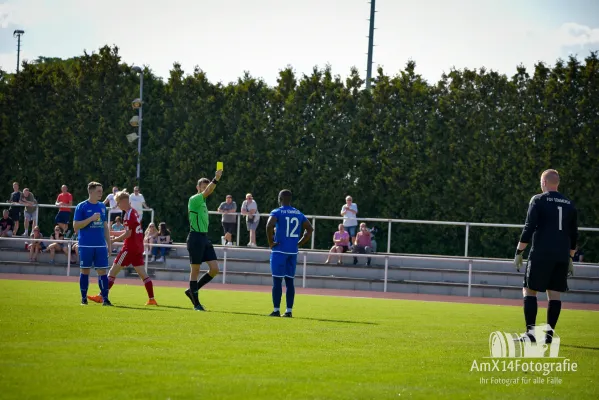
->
xmin=73 ymin=181 xmax=112 ymax=306
xmin=266 ymin=190 xmax=313 ymax=317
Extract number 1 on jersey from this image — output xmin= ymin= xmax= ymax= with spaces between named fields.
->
xmin=285 ymin=217 xmax=299 ymax=238
xmin=558 ymin=206 xmax=562 ymax=231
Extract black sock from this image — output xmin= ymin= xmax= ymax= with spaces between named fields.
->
xmin=523 ymin=296 xmax=538 ymax=331
xmin=189 ymin=280 xmax=199 ymax=306
xmin=197 ymin=272 xmax=214 ymax=290
xmin=547 ymin=300 xmax=562 ymax=331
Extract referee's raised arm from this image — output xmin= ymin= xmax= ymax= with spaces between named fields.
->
xmin=201 ymin=170 xmax=223 ymax=199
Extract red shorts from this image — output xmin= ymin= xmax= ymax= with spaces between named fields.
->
xmin=114 ymin=248 xmax=144 ymax=267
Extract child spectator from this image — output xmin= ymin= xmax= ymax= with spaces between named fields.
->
xmin=144 ymin=222 xmax=159 ymax=256
xmin=46 ymin=225 xmax=68 ymax=264
xmin=324 ymin=224 xmax=350 ymax=265
xmin=112 ymin=216 xmax=125 ymax=232
xmin=28 ymin=226 xmax=44 ymax=262
xmin=352 ymin=223 xmax=373 ymax=266
xmin=151 ymin=222 xmax=171 ymax=262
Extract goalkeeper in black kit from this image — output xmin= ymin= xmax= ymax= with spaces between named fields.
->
xmin=513 ymin=169 xmax=578 ymax=343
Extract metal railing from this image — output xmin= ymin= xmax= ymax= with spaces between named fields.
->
xmin=2 ymin=202 xmax=597 ymax=258
xmin=0 ymin=202 xmax=155 ymax=231
xmin=1 ymin=237 xmax=597 ymax=297
xmin=206 ymin=211 xmax=599 ymax=257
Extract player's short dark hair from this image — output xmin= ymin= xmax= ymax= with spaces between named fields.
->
xmin=87 ymin=181 xmax=102 ymax=192
xmin=197 ymin=178 xmax=210 ymax=186
xmin=279 ymin=189 xmax=292 ymax=202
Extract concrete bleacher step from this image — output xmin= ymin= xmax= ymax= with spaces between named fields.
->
xmin=2 ymin=246 xmax=599 ymax=292
xmin=2 ymin=245 xmax=599 ymax=303
xmin=4 ymin=240 xmax=597 ymax=277
xmin=2 ymin=261 xmax=597 ymax=303
xmin=217 ymin=259 xmax=599 ymax=292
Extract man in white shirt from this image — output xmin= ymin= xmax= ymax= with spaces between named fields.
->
xmin=130 ymin=186 xmax=149 ymax=221
xmin=340 ymin=196 xmax=358 ymax=246
xmin=103 ymin=186 xmax=123 ymax=222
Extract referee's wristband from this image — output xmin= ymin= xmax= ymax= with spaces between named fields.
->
xmin=211 ymin=178 xmax=218 ymax=184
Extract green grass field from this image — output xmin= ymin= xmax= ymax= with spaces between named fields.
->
xmin=0 ymin=279 xmax=598 ymax=400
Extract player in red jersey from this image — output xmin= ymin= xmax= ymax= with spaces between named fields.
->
xmin=88 ymin=189 xmax=157 ymax=305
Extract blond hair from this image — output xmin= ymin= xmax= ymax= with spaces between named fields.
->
xmin=115 ymin=188 xmax=130 ymax=202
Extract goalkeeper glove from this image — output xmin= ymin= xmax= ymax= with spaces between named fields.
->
xmin=514 ymin=249 xmax=524 ymax=272
xmin=568 ymin=257 xmax=574 ymax=277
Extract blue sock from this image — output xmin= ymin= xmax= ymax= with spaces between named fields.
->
xmin=272 ymin=277 xmax=283 ymax=309
xmin=99 ymin=275 xmax=109 ymax=301
xmin=284 ymin=277 xmax=295 ymax=310
xmin=80 ymin=273 xmax=89 ymax=300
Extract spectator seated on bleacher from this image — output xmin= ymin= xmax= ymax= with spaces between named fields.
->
xmin=111 ymin=216 xmax=125 ymax=233
xmin=144 ymin=223 xmax=158 ymax=256
xmin=325 ymin=224 xmax=350 ymax=265
xmin=352 ymin=223 xmax=373 ymax=266
xmin=573 ymin=243 xmax=584 ymax=262
xmin=71 ymin=241 xmax=79 ymax=262
xmin=46 ymin=225 xmax=68 ymax=264
xmin=151 ymin=222 xmax=171 ymax=263
xmin=369 ymin=225 xmax=380 ymax=253
xmin=110 ymin=216 xmax=125 ymax=252
xmin=1 ymin=209 xmax=15 ymax=237
xmin=28 ymin=226 xmax=45 ymax=262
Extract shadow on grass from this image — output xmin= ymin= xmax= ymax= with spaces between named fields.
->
xmin=212 ymin=310 xmax=379 ymax=325
xmin=561 ymin=344 xmax=599 ymax=351
xmin=157 ymin=304 xmax=192 ymax=311
xmin=114 ymin=305 xmax=166 ymax=311
xmin=119 ymin=304 xmax=378 ymax=325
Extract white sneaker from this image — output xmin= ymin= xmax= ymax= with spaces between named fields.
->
xmin=156 ymin=257 xmax=164 ymax=262
xmin=150 ymin=256 xmax=156 ymax=262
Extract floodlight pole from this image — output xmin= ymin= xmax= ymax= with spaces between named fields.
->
xmin=13 ymin=30 xmax=25 ymax=74
xmin=366 ymin=0 xmax=376 ymax=89
xmin=136 ymin=72 xmax=143 ymax=182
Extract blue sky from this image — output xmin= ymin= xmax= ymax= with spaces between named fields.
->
xmin=1 ymin=0 xmax=598 ymax=85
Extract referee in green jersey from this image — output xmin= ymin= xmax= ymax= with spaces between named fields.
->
xmin=184 ymin=169 xmax=223 ymax=311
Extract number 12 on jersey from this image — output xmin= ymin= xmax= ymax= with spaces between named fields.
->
xmin=285 ymin=217 xmax=299 ymax=238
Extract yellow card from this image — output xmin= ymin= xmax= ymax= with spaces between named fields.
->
xmin=217 ymin=161 xmax=223 ymax=171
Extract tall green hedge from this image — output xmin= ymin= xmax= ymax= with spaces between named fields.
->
xmin=1 ymin=47 xmax=597 ymax=260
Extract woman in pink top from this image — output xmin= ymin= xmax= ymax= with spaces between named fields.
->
xmin=325 ymin=224 xmax=350 ymax=265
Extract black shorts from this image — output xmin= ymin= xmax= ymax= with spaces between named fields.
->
xmin=9 ymin=209 xmax=21 ymax=221
xmin=222 ymin=222 xmax=236 ymax=235
xmin=187 ymin=232 xmax=217 ymax=265
xmin=523 ymin=257 xmax=569 ymax=293
xmin=55 ymin=211 xmax=71 ymax=225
